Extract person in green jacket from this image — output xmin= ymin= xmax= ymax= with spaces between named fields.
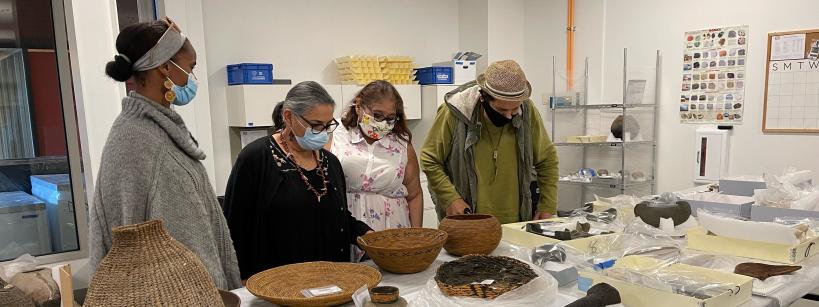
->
xmin=420 ymin=60 xmax=559 ymax=224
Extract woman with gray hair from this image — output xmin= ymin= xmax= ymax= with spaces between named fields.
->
xmin=223 ymin=81 xmax=372 ymax=280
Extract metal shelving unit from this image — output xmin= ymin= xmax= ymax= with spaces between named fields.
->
xmin=550 ymin=49 xmax=661 ymax=208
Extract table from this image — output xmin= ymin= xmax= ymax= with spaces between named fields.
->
xmin=233 ymin=241 xmax=819 ymax=307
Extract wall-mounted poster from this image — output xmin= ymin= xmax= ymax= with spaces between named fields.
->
xmin=680 ymin=25 xmax=748 ymax=124
xmin=763 ymin=29 xmax=819 ymax=133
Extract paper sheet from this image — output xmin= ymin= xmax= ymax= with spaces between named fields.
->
xmin=625 ymin=80 xmax=647 ymax=104
xmin=771 ymin=34 xmax=806 ymax=61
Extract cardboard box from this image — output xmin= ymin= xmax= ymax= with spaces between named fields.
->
xmin=719 ymin=176 xmax=766 ymax=196
xmin=750 ymin=205 xmax=819 ymax=222
xmin=686 ymin=227 xmax=819 ymax=264
xmin=579 ymin=255 xmax=753 ymax=307
xmin=679 ymin=192 xmax=754 ymax=219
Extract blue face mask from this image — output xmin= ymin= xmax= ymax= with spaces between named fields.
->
xmin=293 ymin=116 xmax=329 ymax=150
xmin=168 ymin=61 xmax=198 ymax=106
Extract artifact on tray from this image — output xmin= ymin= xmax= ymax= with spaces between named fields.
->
xmin=531 ymin=244 xmax=578 ymax=287
xmin=584 ymin=208 xmax=618 ymax=224
xmin=364 ymin=286 xmax=407 ymax=307
xmin=357 ymin=228 xmax=447 ymax=274
xmin=733 ymin=263 xmax=802 ymax=281
xmin=610 ymin=115 xmax=640 ymax=140
xmin=434 ymin=255 xmax=538 ymax=299
xmin=84 ymin=220 xmax=225 ymax=307
xmin=438 ymin=214 xmax=501 ymax=256
xmin=248 ymin=262 xmax=381 ymax=307
xmin=525 ymin=221 xmax=615 ymax=241
xmin=566 ymin=283 xmax=621 ymax=307
xmin=634 ymin=193 xmax=692 ymax=228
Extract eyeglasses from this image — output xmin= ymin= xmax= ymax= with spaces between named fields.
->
xmin=363 ymin=108 xmax=400 ymax=125
xmin=295 ymin=115 xmax=339 ymax=134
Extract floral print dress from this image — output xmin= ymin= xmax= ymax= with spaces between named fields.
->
xmin=332 ymin=125 xmax=410 ymax=260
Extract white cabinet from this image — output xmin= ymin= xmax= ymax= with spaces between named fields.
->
xmin=694 ymin=128 xmax=730 ymax=184
xmin=226 ymin=85 xmax=290 ymax=127
xmin=226 ymin=84 xmax=344 ymax=127
xmin=421 ymin=85 xmax=458 ymax=108
xmin=340 ymin=84 xmax=422 ymax=120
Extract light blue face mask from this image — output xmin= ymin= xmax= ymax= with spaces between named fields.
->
xmin=293 ymin=115 xmax=329 ymax=151
xmin=168 ymin=60 xmax=198 ymax=106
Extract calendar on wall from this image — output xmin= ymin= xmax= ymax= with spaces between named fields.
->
xmin=763 ymin=29 xmax=819 ymax=133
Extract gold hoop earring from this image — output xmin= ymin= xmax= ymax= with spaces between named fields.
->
xmin=163 ymin=79 xmax=176 ymax=103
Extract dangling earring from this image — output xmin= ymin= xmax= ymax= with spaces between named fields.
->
xmin=163 ymin=78 xmax=176 ymax=104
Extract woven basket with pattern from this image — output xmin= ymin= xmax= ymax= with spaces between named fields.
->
xmin=357 ymin=228 xmax=448 ymax=274
xmin=435 ymin=255 xmax=538 ymax=299
xmin=246 ymin=262 xmax=382 ymax=307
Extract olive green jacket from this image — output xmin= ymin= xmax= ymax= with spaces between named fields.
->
xmin=420 ymin=81 xmax=559 ymax=221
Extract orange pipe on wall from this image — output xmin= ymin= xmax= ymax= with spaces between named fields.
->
xmin=567 ymin=0 xmax=575 ymax=90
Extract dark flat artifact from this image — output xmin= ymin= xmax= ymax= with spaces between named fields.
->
xmin=435 ymin=255 xmax=537 ymax=299
xmin=734 ymin=263 xmax=802 ymax=281
xmin=566 ymin=283 xmax=621 ymax=307
xmin=527 ymin=221 xmax=612 ymax=241
xmin=634 ymin=200 xmax=691 ymax=228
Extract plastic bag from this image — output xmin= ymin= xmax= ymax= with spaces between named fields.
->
xmin=410 ymin=260 xmax=558 ymax=307
xmin=679 ymin=253 xmax=801 ymax=296
xmin=0 ymin=253 xmax=37 ymax=281
xmin=603 ymin=265 xmax=737 ymax=300
xmin=755 ymin=167 xmax=819 ymax=211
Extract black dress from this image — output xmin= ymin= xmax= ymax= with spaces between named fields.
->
xmin=223 ymin=135 xmax=372 ymax=280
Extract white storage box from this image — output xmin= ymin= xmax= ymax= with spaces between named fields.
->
xmin=31 ymin=174 xmax=78 ymax=252
xmin=679 ymin=192 xmax=754 ymax=219
xmin=750 ymin=205 xmax=819 ymax=222
xmin=719 ymin=176 xmax=766 ymax=197
xmin=0 ymin=191 xmax=51 ymax=259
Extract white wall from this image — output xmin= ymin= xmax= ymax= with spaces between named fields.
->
xmin=201 ymin=0 xmax=461 ymax=192
xmin=599 ymin=0 xmax=819 ymax=192
xmin=161 ymin=0 xmax=218 ymax=188
xmin=488 ymin=0 xmax=526 ymax=66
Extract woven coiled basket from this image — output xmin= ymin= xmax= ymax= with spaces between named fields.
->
xmin=357 ymin=228 xmax=448 ymax=274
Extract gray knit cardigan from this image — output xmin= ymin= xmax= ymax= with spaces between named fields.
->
xmin=88 ymin=92 xmax=241 ymax=289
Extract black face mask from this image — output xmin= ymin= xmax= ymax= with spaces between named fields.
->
xmin=482 ymin=96 xmax=513 ymax=127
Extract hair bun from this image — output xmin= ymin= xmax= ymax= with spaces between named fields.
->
xmin=105 ymin=54 xmax=134 ymax=82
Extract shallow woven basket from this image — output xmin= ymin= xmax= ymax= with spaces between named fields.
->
xmin=435 ymin=255 xmax=538 ymax=299
xmin=357 ymin=228 xmax=448 ymax=274
xmin=246 ymin=262 xmax=382 ymax=307
xmin=438 ymin=214 xmax=501 ymax=256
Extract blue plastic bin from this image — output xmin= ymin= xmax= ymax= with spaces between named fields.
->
xmin=415 ymin=66 xmax=453 ymax=85
xmin=227 ymin=63 xmax=274 ymax=85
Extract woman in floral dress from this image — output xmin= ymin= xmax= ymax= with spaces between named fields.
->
xmin=331 ymin=80 xmax=423 ymax=260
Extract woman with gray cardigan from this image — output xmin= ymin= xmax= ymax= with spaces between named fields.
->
xmin=89 ymin=18 xmax=241 ymax=290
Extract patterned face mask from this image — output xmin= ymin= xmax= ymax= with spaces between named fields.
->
xmin=359 ymin=111 xmax=395 ymax=140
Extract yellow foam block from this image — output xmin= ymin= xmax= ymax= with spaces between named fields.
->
xmin=686 ymin=227 xmax=819 ymax=264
